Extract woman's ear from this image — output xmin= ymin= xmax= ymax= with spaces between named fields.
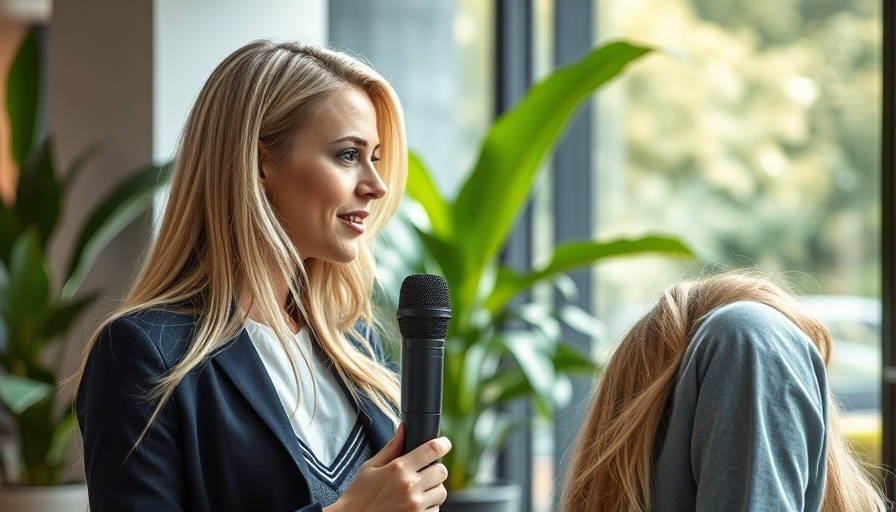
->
xmin=257 ymin=141 xmax=269 ymax=189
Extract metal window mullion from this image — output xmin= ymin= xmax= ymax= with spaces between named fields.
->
xmin=881 ymin=0 xmax=896 ymax=501
xmin=494 ymin=1 xmax=535 ymax=511
xmin=551 ymin=0 xmax=595 ymax=509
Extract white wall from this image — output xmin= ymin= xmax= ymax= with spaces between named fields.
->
xmin=154 ymin=0 xmax=326 ymax=161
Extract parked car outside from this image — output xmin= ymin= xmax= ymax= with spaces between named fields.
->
xmin=801 ymin=295 xmax=881 ymax=467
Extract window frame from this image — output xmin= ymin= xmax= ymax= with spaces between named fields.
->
xmin=881 ymin=0 xmax=895 ymax=501
xmin=494 ymin=1 xmax=536 ymax=511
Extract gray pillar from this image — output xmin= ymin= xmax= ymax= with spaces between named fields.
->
xmin=551 ymin=0 xmax=594 ymax=508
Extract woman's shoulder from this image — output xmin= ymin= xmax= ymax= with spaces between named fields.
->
xmin=699 ymin=300 xmax=793 ymax=330
xmin=110 ymin=306 xmax=199 ymax=334
xmin=696 ymin=301 xmax=805 ymax=343
xmin=101 ymin=306 xmax=201 ymax=356
xmin=688 ymin=300 xmax=821 ymax=367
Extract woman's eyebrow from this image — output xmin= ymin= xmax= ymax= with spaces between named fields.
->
xmin=330 ymin=136 xmax=382 ymax=155
xmin=330 ymin=135 xmax=375 ymax=146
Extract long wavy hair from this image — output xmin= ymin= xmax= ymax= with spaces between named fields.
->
xmin=559 ymin=271 xmax=886 ymax=512
xmin=73 ymin=40 xmax=406 ymax=435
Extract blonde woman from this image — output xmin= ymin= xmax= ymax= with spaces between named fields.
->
xmin=560 ymin=272 xmax=886 ymax=511
xmin=74 ymin=40 xmax=450 ymax=512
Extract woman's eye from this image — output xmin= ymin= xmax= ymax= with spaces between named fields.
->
xmin=338 ymin=148 xmax=359 ymax=163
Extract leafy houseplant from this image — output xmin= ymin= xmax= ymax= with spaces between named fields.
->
xmin=378 ymin=41 xmax=693 ymax=493
xmin=0 ymin=28 xmax=168 ymax=486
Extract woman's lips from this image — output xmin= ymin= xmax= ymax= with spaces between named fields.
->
xmin=338 ymin=211 xmax=368 ymax=234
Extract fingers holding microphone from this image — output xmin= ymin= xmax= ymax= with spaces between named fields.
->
xmin=328 ymin=423 xmax=451 ymax=511
xmin=396 ymin=427 xmax=451 ymax=510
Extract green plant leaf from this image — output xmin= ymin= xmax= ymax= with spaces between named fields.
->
xmin=406 ymin=152 xmax=451 ymax=237
xmin=4 ymin=232 xmax=51 ymax=368
xmin=499 ymin=331 xmax=555 ymax=415
xmin=441 ymin=336 xmax=486 ymax=491
xmin=468 ymin=414 xmax=521 ymax=477
xmin=63 ymin=163 xmax=170 ymax=297
xmin=0 ymin=201 xmax=21 ymax=266
xmin=480 ymin=341 xmax=596 ymax=411
xmin=513 ymin=302 xmax=562 ymax=341
xmin=0 ymin=374 xmax=52 ymax=414
xmin=452 ymin=41 xmax=652 ymax=306
xmin=414 ymin=228 xmax=465 ymax=299
xmin=8 ymin=230 xmax=50 ymax=320
xmin=14 ymin=139 xmax=60 ymax=250
xmin=557 ymin=303 xmax=607 ymax=340
xmin=552 ymin=342 xmax=598 ymax=373
xmin=456 ymin=339 xmax=489 ymax=417
xmin=545 ymin=236 xmax=693 ymax=275
xmin=6 ymin=28 xmax=40 ymax=171
xmin=480 ymin=366 xmax=530 ymax=407
xmin=440 ymin=411 xmax=476 ymax=491
xmin=486 ymin=235 xmax=693 ymax=314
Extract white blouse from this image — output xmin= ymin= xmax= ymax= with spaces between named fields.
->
xmin=245 ymin=320 xmax=369 ymax=504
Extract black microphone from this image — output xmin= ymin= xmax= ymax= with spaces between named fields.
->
xmin=398 ymin=274 xmax=451 ymax=455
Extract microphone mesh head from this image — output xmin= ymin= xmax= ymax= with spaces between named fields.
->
xmin=398 ymin=274 xmax=450 ymax=339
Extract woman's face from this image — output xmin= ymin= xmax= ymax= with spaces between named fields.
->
xmin=260 ymin=86 xmax=386 ymax=263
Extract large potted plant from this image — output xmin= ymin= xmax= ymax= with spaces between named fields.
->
xmin=378 ymin=41 xmax=693 ymax=510
xmin=0 ymin=28 xmax=168 ymax=510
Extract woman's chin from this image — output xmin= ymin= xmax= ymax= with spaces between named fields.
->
xmin=310 ymin=246 xmax=359 ymax=265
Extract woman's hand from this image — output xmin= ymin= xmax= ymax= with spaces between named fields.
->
xmin=326 ymin=423 xmax=451 ymax=511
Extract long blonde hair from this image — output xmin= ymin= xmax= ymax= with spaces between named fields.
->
xmin=559 ymin=271 xmax=886 ymax=512
xmin=73 ymin=40 xmax=406 ymax=433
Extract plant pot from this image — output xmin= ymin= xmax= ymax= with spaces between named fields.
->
xmin=0 ymin=482 xmax=89 ymax=512
xmin=442 ymin=481 xmax=521 ymax=512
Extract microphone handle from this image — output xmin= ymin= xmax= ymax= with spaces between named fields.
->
xmin=402 ymin=412 xmax=441 ymax=455
xmin=400 ymin=338 xmax=444 ymax=455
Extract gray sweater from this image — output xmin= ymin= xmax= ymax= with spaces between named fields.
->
xmin=651 ymin=301 xmax=828 ymax=511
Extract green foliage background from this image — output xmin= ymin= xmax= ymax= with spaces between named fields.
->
xmin=595 ymin=0 xmax=880 ymax=298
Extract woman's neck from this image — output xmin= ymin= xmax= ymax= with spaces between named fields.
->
xmin=239 ymin=287 xmax=304 ymax=335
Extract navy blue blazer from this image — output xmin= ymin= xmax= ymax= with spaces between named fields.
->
xmin=76 ymin=308 xmax=397 ymax=512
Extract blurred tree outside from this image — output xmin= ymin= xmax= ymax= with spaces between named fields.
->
xmin=595 ymin=0 xmax=879 ymax=295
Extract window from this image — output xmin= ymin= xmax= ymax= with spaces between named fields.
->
xmin=333 ymin=0 xmax=888 ymax=505
xmin=544 ymin=0 xmax=884 ymax=506
xmin=328 ymin=0 xmax=493 ymax=196
xmin=590 ymin=0 xmax=882 ymax=469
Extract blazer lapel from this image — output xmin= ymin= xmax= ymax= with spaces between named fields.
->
xmin=356 ymin=392 xmax=395 ymax=452
xmin=212 ymin=330 xmax=308 ymax=473
xmin=215 ymin=325 xmax=397 ymax=470
xmin=330 ymin=355 xmax=396 ymax=453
